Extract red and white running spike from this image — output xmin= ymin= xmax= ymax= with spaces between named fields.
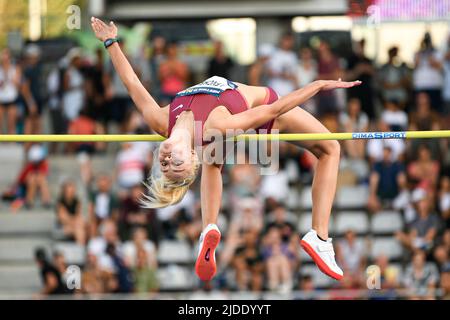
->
xmin=300 ymin=229 xmax=344 ymax=280
xmin=195 ymin=224 xmax=221 ymax=281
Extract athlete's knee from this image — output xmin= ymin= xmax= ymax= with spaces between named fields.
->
xmin=317 ymin=139 xmax=340 ymax=158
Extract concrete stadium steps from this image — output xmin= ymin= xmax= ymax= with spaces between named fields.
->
xmin=0 ymin=211 xmax=55 ymax=236
xmin=0 ymin=264 xmax=41 ymax=293
xmin=0 ymin=237 xmax=52 ymax=263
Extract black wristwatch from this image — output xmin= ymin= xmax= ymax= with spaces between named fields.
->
xmin=104 ymin=38 xmax=119 ymax=49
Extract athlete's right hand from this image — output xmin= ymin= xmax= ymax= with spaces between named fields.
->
xmin=90 ymin=17 xmax=118 ymax=42
xmin=318 ymin=79 xmax=362 ymax=90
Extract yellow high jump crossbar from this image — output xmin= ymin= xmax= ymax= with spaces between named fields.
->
xmin=0 ymin=130 xmax=449 ymax=142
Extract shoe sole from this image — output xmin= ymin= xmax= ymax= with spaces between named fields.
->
xmin=300 ymin=240 xmax=343 ymax=281
xmin=195 ymin=229 xmax=221 ymax=281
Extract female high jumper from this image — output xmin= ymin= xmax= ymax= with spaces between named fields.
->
xmin=91 ymin=17 xmax=361 ymax=282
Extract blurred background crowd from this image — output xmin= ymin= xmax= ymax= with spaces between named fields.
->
xmin=0 ymin=0 xmax=450 ymax=300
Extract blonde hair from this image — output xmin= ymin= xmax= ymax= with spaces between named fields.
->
xmin=140 ymin=151 xmax=200 ymax=208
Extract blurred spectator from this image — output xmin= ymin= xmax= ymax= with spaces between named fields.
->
xmin=316 ymin=40 xmax=342 ymax=116
xmin=82 ymin=252 xmax=117 ymax=294
xmin=248 ymin=44 xmax=274 ymax=87
xmin=46 ymin=58 xmax=67 ymax=154
xmin=88 ymin=174 xmax=119 ymax=237
xmin=396 ymin=192 xmax=440 ymax=252
xmin=22 ymin=44 xmax=45 ymax=135
xmin=439 ymin=176 xmax=450 ymax=228
xmin=228 ymin=161 xmax=261 ymax=204
xmin=260 ymin=161 xmax=290 ymax=204
xmin=408 ymin=92 xmax=441 ymax=159
xmin=378 ymin=46 xmax=409 ymax=108
xmin=403 ymin=250 xmax=439 ymax=299
xmin=123 ymin=228 xmax=158 ymax=293
xmin=56 ymin=180 xmax=86 ymax=245
xmin=413 ymin=32 xmax=443 ymax=113
xmin=119 ymin=184 xmax=159 ymax=241
xmin=0 ymin=48 xmax=21 ymax=134
xmin=68 ymin=108 xmax=103 ymax=185
xmin=158 ymin=41 xmax=189 ymax=105
xmin=368 ymin=146 xmax=406 ymax=213
xmin=62 ymin=48 xmax=85 ymax=122
xmin=346 ymin=39 xmax=376 ymax=119
xmin=34 ymin=248 xmax=67 ymax=295
xmin=407 ymin=144 xmax=440 ymax=192
xmin=381 ymin=99 xmax=408 ymax=132
xmin=22 ymin=144 xmax=51 ymax=209
xmin=115 ymin=142 xmax=148 ymax=195
xmin=52 ymin=251 xmax=73 ymax=294
xmin=208 ymin=41 xmax=234 ymax=79
xmin=336 ymin=230 xmax=366 ymax=287
xmin=367 ymin=121 xmax=406 ymax=163
xmin=375 ymin=254 xmax=400 ymax=289
xmin=265 ymin=203 xmax=297 ymax=242
xmin=267 ymin=32 xmax=298 ymax=97
xmin=261 ymin=226 xmax=296 ymax=292
xmin=149 ymin=36 xmax=167 ymax=103
xmin=296 ymin=47 xmax=317 ymax=114
xmin=232 ymin=229 xmax=264 ymax=291
xmin=440 ymin=264 xmax=450 ymax=300
xmin=339 ymin=98 xmax=369 ymax=159
xmin=85 ymin=48 xmax=108 ymax=137
xmin=230 ymin=197 xmax=264 ymax=234
xmin=433 ymin=229 xmax=450 ymax=271
xmin=104 ymin=40 xmax=136 ymax=132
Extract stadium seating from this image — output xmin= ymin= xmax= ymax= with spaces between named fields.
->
xmin=371 ymin=210 xmax=404 ymax=235
xmin=157 ymin=240 xmax=195 ymax=264
xmin=370 ymin=237 xmax=403 ymax=261
xmin=334 ymin=211 xmax=370 ymax=235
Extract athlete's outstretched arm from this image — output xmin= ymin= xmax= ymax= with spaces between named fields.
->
xmin=91 ymin=17 xmax=168 ymax=136
xmin=211 ymin=79 xmax=361 ymax=134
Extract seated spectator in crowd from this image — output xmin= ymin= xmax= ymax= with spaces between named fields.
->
xmin=378 ymin=46 xmax=409 ymax=108
xmin=87 ymin=219 xmax=133 ymax=293
xmin=0 ymin=48 xmax=21 ymax=134
xmin=441 ymin=264 xmax=450 ymax=300
xmin=265 ymin=203 xmax=297 ymax=242
xmin=297 ymin=274 xmax=315 ymax=295
xmin=409 ymin=92 xmax=441 ymax=159
xmin=228 ymin=159 xmax=261 ymax=210
xmin=232 ymin=229 xmax=264 ymax=291
xmin=260 ymin=162 xmax=290 ymax=204
xmin=403 ymin=250 xmax=439 ymax=299
xmin=22 ymin=144 xmax=51 ymax=209
xmin=115 ymin=142 xmax=148 ymax=196
xmin=407 ymin=144 xmax=440 ymax=192
xmin=52 ymin=251 xmax=73 ymax=293
xmin=56 ymin=180 xmax=86 ymax=245
xmin=261 ymin=226 xmax=297 ymax=292
xmin=34 ymin=248 xmax=67 ymax=296
xmin=396 ymin=191 xmax=440 ymax=252
xmin=439 ymin=176 xmax=450 ymax=228
xmin=82 ymin=253 xmax=117 ymax=295
xmin=123 ymin=228 xmax=158 ymax=293
xmin=230 ymin=197 xmax=264 ymax=234
xmin=367 ymin=121 xmax=406 ymax=164
xmin=68 ymin=108 xmax=104 ymax=185
xmin=336 ymin=230 xmax=367 ymax=287
xmin=158 ymin=41 xmax=189 ymax=105
xmin=119 ymin=184 xmax=158 ymax=241
xmin=381 ymin=99 xmax=408 ymax=132
xmin=88 ymin=174 xmax=119 ymax=237
xmin=368 ymin=146 xmax=406 ymax=213
xmin=339 ymin=98 xmax=369 ymax=159
xmin=375 ymin=254 xmax=400 ymax=290
xmin=433 ymin=229 xmax=450 ymax=271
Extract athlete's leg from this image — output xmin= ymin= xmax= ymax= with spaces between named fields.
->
xmin=274 ymin=107 xmax=340 ymax=240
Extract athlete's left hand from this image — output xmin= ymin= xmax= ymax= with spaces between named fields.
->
xmin=319 ymin=79 xmax=362 ymax=90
